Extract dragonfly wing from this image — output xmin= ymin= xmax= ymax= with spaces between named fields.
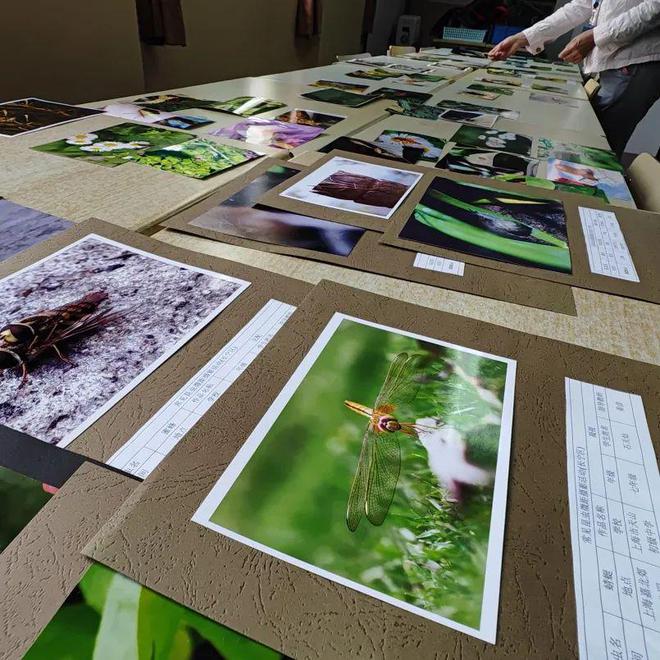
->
xmin=346 ymin=429 xmax=373 ymax=532
xmin=365 ymin=433 xmax=401 ymax=527
xmin=374 ymin=352 xmax=420 ymax=411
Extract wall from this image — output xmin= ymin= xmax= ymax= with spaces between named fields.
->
xmin=0 ymin=0 xmax=144 ymax=103
xmin=366 ymin=0 xmax=407 ymax=55
xmin=317 ymin=0 xmax=367 ymax=64
xmin=142 ymin=0 xmax=365 ymax=92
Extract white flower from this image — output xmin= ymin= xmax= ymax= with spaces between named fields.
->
xmin=79 ymin=141 xmax=125 ymax=152
xmin=122 ymin=141 xmax=150 ymax=149
xmin=66 ymin=133 xmax=98 ymax=145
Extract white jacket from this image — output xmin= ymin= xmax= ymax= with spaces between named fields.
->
xmin=523 ymin=0 xmax=660 ymax=74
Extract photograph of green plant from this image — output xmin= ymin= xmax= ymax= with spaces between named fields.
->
xmin=211 ymin=96 xmax=287 ymax=117
xmin=400 ymin=177 xmax=571 ymax=273
xmin=508 ymin=174 xmax=609 ymax=202
xmin=537 ymin=139 xmax=623 ymax=172
xmin=25 ymin=563 xmax=284 ymax=660
xmin=194 ymin=316 xmax=515 ymax=640
xmin=31 ymin=123 xmax=193 ymax=167
xmin=0 ymin=466 xmax=52 ymax=553
xmin=130 ymin=139 xmax=261 ymax=179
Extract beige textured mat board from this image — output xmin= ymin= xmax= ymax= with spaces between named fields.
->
xmin=85 ymin=281 xmax=659 ymax=658
xmin=164 ymin=157 xmax=577 ymax=315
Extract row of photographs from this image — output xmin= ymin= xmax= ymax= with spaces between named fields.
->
xmin=1 ymin=142 xmax=650 ymax=315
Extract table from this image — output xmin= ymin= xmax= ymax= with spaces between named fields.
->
xmin=1 ymin=60 xmax=655 ymax=370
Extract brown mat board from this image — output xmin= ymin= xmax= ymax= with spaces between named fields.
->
xmin=0 ymin=463 xmax=136 ymax=659
xmin=380 ymin=167 xmax=660 ymax=304
xmin=164 ymin=158 xmax=577 ymax=315
xmin=85 ymin=280 xmax=659 ymax=659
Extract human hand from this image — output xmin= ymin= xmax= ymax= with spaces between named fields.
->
xmin=488 ymin=34 xmax=529 ymax=60
xmin=558 ymin=29 xmax=595 ymax=63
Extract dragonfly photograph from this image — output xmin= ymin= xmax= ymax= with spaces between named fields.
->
xmin=193 ymin=315 xmax=516 ymax=641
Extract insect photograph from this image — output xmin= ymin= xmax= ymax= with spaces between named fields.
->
xmin=199 ymin=316 xmax=515 ymax=635
xmin=0 ymin=235 xmax=248 ymax=445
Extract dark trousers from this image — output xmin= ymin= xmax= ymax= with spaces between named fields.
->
xmin=592 ymin=60 xmax=660 ymax=159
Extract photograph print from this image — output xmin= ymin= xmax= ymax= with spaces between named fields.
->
xmin=211 ymin=117 xmax=324 ymax=150
xmin=460 ymin=89 xmax=500 ymax=101
xmin=318 ymin=136 xmax=419 ymax=164
xmin=274 ymin=108 xmax=346 ymax=129
xmin=301 ymin=88 xmax=380 ymax=108
xmin=193 ymin=314 xmax=516 ymax=642
xmin=374 ymin=130 xmax=446 ymax=163
xmin=0 ymin=98 xmax=102 ymax=137
xmin=537 ymin=139 xmax=623 ymax=172
xmin=451 ymin=126 xmax=533 ymax=156
xmin=211 ymin=96 xmax=286 ymax=117
xmin=528 ymin=93 xmax=579 ymax=108
xmin=309 ymin=80 xmax=370 ymax=94
xmin=0 ymin=235 xmax=249 ymax=446
xmin=437 ymin=146 xmax=539 ymax=178
xmin=0 ymin=465 xmax=52 ymax=553
xmin=546 ymin=158 xmax=633 ymax=203
xmin=0 ymin=199 xmax=72 ymax=262
xmin=436 ymin=100 xmax=520 ymax=120
xmin=189 ymin=164 xmax=365 ymax=256
xmin=399 ymin=177 xmax=572 ymax=273
xmin=133 ymin=94 xmax=219 ymax=112
xmin=24 ymin=563 xmax=286 ymax=660
xmin=32 ymin=122 xmax=194 ymax=167
xmin=130 ymin=139 xmax=261 ymax=179
xmin=279 ymin=156 xmax=423 ymax=219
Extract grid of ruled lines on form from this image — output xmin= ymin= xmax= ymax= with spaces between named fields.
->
xmin=108 ymin=300 xmax=296 ymax=478
xmin=566 ymin=379 xmax=660 ymax=660
xmin=578 ymin=207 xmax=639 ymax=282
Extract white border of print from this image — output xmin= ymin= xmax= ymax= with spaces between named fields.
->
xmin=0 ymin=97 xmax=102 ymax=138
xmin=192 ymin=312 xmax=516 ymax=644
xmin=279 ymin=156 xmax=423 ymax=220
xmin=0 ymin=233 xmax=250 ymax=447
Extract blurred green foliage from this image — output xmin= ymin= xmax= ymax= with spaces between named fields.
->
xmin=0 ymin=467 xmax=51 ymax=552
xmin=25 ymin=563 xmax=282 ymax=660
xmin=211 ymin=319 xmax=509 ymax=628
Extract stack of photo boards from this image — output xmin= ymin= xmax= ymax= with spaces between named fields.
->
xmin=0 ymin=45 xmax=658 ymax=660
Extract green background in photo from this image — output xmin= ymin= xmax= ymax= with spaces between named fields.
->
xmin=211 ymin=319 xmax=508 ymax=629
xmin=25 ymin=563 xmax=282 ymax=660
xmin=32 ymin=123 xmax=193 ymax=167
xmin=0 ymin=466 xmax=52 ymax=552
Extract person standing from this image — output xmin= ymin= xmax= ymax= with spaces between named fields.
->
xmin=488 ymin=1 xmax=660 ymax=158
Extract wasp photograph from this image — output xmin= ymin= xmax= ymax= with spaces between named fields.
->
xmin=0 ymin=235 xmax=248 ymax=446
xmin=193 ymin=315 xmax=516 ymax=642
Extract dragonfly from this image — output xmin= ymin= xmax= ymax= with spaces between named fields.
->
xmin=344 ymin=351 xmax=431 ymax=532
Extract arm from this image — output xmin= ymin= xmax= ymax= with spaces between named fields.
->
xmin=594 ymin=1 xmax=660 ymax=47
xmin=489 ymin=0 xmax=592 ymax=60
xmin=523 ymin=0 xmax=594 ymax=54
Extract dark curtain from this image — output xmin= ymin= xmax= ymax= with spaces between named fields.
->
xmin=136 ymin=0 xmax=187 ymax=46
xmin=296 ymin=0 xmax=323 ymax=38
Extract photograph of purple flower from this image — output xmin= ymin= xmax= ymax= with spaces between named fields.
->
xmin=210 ymin=118 xmax=324 ymax=150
